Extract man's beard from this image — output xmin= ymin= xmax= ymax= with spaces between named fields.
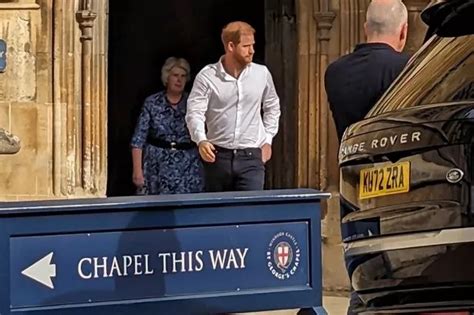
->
xmin=235 ymin=53 xmax=252 ymax=66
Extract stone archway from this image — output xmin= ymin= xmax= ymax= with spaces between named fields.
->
xmin=106 ymin=0 xmax=268 ymax=196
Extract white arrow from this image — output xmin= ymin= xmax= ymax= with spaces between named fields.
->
xmin=21 ymin=252 xmax=56 ymax=289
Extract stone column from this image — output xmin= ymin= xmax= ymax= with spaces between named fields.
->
xmin=51 ymin=0 xmax=107 ymax=198
xmin=313 ymin=9 xmax=335 ymax=191
xmin=296 ymin=0 xmax=319 ymax=188
xmin=76 ymin=0 xmax=97 ymax=192
xmin=53 ymin=0 xmax=82 ymax=196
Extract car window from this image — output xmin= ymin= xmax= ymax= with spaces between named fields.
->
xmin=367 ymin=34 xmax=474 ymax=117
xmin=422 ymin=0 xmax=474 ymax=38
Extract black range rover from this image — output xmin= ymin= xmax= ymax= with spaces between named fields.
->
xmin=338 ymin=0 xmax=474 ymax=313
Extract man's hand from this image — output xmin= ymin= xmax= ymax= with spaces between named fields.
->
xmin=261 ymin=143 xmax=272 ymax=163
xmin=199 ymin=141 xmax=216 ymax=163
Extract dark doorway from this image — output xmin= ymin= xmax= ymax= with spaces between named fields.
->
xmin=107 ymin=0 xmax=265 ymax=196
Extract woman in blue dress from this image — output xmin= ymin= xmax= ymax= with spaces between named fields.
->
xmin=130 ymin=57 xmax=204 ymax=194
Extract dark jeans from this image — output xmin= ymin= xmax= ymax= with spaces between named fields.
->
xmin=203 ymin=146 xmax=265 ymax=192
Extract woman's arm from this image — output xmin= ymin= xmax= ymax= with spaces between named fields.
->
xmin=131 ymin=148 xmax=144 ymax=188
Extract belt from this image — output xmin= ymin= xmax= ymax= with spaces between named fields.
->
xmin=147 ymin=138 xmax=195 ymax=150
xmin=214 ymin=145 xmax=261 ymax=156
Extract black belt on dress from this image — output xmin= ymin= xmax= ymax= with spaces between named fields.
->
xmin=147 ymin=138 xmax=195 ymax=150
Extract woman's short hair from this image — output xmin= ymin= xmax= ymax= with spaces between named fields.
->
xmin=161 ymin=57 xmax=191 ymax=86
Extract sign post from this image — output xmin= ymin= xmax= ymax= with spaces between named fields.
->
xmin=0 ymin=189 xmax=329 ymax=315
xmin=0 ymin=39 xmax=6 ymax=72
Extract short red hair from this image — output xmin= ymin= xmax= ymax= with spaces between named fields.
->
xmin=221 ymin=21 xmax=256 ymax=47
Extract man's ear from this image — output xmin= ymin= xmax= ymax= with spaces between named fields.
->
xmin=364 ymin=22 xmax=369 ymax=39
xmin=227 ymin=41 xmax=235 ymax=53
xmin=400 ymin=22 xmax=408 ymax=41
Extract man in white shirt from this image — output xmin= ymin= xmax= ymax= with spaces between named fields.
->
xmin=186 ymin=21 xmax=281 ymax=192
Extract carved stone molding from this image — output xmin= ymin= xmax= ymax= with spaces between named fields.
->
xmin=52 ymin=0 xmax=107 ymax=197
xmin=313 ymin=7 xmax=335 ymax=191
xmin=296 ymin=0 xmax=337 ymax=191
xmin=314 ymin=11 xmax=336 ymax=53
xmin=0 ymin=128 xmax=20 ymax=154
xmin=76 ymin=1 xmax=97 ymax=192
xmin=76 ymin=7 xmax=97 ymax=42
xmin=296 ymin=0 xmax=319 ymax=188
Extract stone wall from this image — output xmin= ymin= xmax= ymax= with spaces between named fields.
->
xmin=0 ymin=0 xmax=107 ymax=201
xmin=0 ymin=0 xmax=53 ymax=201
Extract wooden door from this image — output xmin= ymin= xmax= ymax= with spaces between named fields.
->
xmin=264 ymin=0 xmax=298 ymax=189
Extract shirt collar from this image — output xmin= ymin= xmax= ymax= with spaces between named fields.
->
xmin=354 ymin=42 xmax=397 ymax=52
xmin=216 ymin=56 xmax=227 ymax=77
xmin=215 ymin=56 xmax=252 ymax=80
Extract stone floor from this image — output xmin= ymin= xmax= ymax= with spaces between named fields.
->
xmin=235 ymin=298 xmax=473 ymax=315
xmin=234 ymin=295 xmax=350 ymax=315
xmin=323 ymin=296 xmax=350 ymax=315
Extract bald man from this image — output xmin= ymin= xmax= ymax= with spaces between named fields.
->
xmin=324 ymin=0 xmax=410 ymax=314
xmin=325 ymin=0 xmax=410 ymax=141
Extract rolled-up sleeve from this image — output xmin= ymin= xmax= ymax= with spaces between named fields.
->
xmin=262 ymin=68 xmax=281 ymax=144
xmin=186 ymin=72 xmax=210 ymax=144
xmin=130 ymin=99 xmax=151 ymax=149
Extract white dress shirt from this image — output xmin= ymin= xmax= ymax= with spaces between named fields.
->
xmin=186 ymin=59 xmax=280 ymax=149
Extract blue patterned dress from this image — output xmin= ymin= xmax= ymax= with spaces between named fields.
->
xmin=131 ymin=91 xmax=204 ymax=194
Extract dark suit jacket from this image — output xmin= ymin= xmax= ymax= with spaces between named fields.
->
xmin=325 ymin=43 xmax=410 ymax=141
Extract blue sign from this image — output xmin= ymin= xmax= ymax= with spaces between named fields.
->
xmin=0 ymin=189 xmax=328 ymax=315
xmin=0 ymin=40 xmax=6 ymax=72
xmin=10 ymin=222 xmax=309 ymax=309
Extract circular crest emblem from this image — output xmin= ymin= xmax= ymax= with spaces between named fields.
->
xmin=266 ymin=232 xmax=301 ymax=280
xmin=446 ymin=168 xmax=464 ymax=184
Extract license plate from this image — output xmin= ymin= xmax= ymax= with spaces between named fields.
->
xmin=359 ymin=161 xmax=410 ymax=199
